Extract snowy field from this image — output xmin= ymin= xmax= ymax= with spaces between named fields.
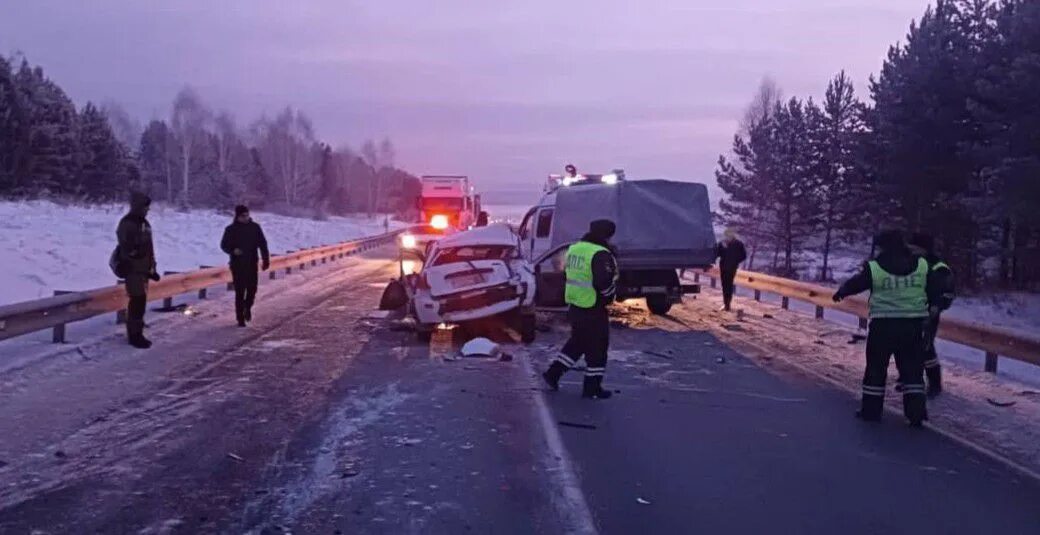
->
xmin=0 ymin=200 xmax=403 ymax=305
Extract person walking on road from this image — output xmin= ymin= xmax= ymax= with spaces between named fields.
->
xmin=832 ymin=229 xmax=937 ymax=426
xmin=542 ymin=219 xmax=619 ymax=399
xmin=715 ymin=228 xmax=747 ymax=311
xmin=116 ymin=192 xmax=160 ymax=349
xmin=909 ymin=232 xmax=955 ymax=397
xmin=220 ymin=205 xmax=270 ymax=327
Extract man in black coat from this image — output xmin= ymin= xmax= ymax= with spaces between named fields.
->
xmin=909 ymin=232 xmax=956 ymax=397
xmin=117 ymin=192 xmax=160 ymax=348
xmin=221 ymin=205 xmax=270 ymax=326
xmin=715 ymin=228 xmax=747 ymax=311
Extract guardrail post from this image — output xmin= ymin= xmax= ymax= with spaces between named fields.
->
xmin=116 ymin=280 xmax=127 ymax=324
xmin=815 ymin=305 xmax=824 ymax=319
xmin=985 ymin=352 xmax=998 ymax=373
xmin=311 ymin=259 xmax=317 ymax=267
xmin=269 ymin=269 xmax=277 ymax=280
xmin=754 ymin=289 xmax=761 ymax=302
xmin=859 ymin=318 xmax=868 ymax=330
xmin=781 ymin=296 xmax=790 ymax=310
xmin=198 ymin=265 xmax=212 ymax=299
xmin=693 ymin=273 xmax=700 ymax=283
xmin=710 ymin=277 xmax=717 ymax=289
xmin=52 ymin=290 xmax=73 ymax=343
xmin=161 ymin=271 xmax=179 ymax=310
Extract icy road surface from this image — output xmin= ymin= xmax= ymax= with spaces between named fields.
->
xmin=0 ymin=246 xmax=1038 ymax=533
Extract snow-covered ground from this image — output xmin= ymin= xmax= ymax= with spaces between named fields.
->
xmin=0 ymin=200 xmax=403 ymax=305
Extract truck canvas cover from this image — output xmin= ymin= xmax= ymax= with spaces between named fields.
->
xmin=550 ymin=180 xmax=716 ymax=269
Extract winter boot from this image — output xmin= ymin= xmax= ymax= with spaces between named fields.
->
xmin=926 ymin=367 xmax=942 ymax=398
xmin=582 ymin=376 xmax=613 ymax=399
xmin=244 ymin=307 xmax=253 ymax=322
xmin=542 ymin=362 xmax=567 ymax=391
xmin=127 ymin=321 xmax=152 ymax=349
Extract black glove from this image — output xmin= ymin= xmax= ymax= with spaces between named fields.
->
xmin=262 ymin=259 xmax=270 ymax=271
xmin=149 ymin=272 xmax=161 ymax=282
xmin=831 ymin=293 xmax=842 ymax=303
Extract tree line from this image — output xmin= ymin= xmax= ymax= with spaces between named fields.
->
xmin=716 ymin=0 xmax=1040 ymax=290
xmin=0 ymin=54 xmax=420 ymax=218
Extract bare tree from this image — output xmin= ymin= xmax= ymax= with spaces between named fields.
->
xmin=253 ymin=107 xmax=316 ymax=206
xmin=739 ymin=76 xmax=783 ymax=136
xmin=101 ymin=100 xmax=141 ymax=153
xmin=170 ymin=87 xmax=211 ymax=204
xmin=214 ymin=111 xmax=238 ymax=175
xmin=361 ymin=139 xmax=379 ymax=214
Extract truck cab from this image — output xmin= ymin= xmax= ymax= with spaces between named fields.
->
xmin=420 ymin=175 xmax=477 ymax=231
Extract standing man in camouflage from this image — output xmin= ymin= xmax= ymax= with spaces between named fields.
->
xmin=117 ymin=192 xmax=160 ymax=349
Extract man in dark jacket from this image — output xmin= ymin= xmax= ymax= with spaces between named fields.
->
xmin=833 ymin=230 xmax=939 ymax=426
xmin=220 ymin=205 xmax=270 ymax=327
xmin=542 ymin=219 xmax=619 ymax=399
xmin=909 ymin=232 xmax=955 ymax=397
xmin=117 ymin=192 xmax=160 ymax=348
xmin=715 ymin=228 xmax=747 ymax=311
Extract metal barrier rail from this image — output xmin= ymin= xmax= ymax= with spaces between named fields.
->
xmin=0 ymin=229 xmax=407 ymax=343
xmin=693 ymin=267 xmax=1040 ymax=373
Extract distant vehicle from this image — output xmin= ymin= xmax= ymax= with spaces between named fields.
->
xmin=419 ymin=175 xmax=479 ymax=231
xmin=518 ymin=171 xmax=716 ymax=315
xmin=400 ymin=223 xmax=537 ymax=343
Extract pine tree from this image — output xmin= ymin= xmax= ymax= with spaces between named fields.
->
xmin=77 ymin=102 xmax=131 ymax=200
xmin=0 ymin=56 xmax=29 ymax=194
xmin=15 ymin=60 xmax=80 ymax=196
xmin=808 ymin=72 xmax=868 ymax=280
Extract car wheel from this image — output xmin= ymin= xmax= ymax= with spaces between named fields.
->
xmin=519 ymin=313 xmax=537 ymax=344
xmin=417 ymin=329 xmax=433 ymax=343
xmin=646 ymin=295 xmax=673 ymax=316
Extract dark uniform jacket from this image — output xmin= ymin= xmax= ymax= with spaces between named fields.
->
xmin=923 ymin=254 xmax=956 ymax=311
xmin=117 ymin=213 xmax=156 ymax=276
xmin=221 ymin=221 xmax=270 ymax=267
xmin=716 ymin=239 xmax=748 ymax=272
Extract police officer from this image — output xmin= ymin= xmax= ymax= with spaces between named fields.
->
xmin=832 ymin=229 xmax=937 ymax=426
xmin=117 ymin=192 xmax=160 ymax=348
xmin=909 ymin=232 xmax=955 ymax=397
xmin=220 ymin=205 xmax=270 ymax=327
xmin=542 ymin=219 xmax=619 ymax=399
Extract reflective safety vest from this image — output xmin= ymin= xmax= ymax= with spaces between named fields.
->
xmin=868 ymin=258 xmax=929 ymax=319
xmin=931 ymin=260 xmax=950 ymax=273
xmin=565 ymin=241 xmax=610 ymax=308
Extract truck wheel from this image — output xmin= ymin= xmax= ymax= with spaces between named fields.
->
xmin=646 ymin=295 xmax=673 ymax=316
xmin=520 ymin=313 xmax=537 ymax=344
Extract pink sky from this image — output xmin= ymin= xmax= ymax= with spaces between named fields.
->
xmin=1 ymin=0 xmax=932 ymax=202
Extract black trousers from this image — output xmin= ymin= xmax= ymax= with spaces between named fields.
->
xmin=720 ymin=268 xmax=737 ymax=308
xmin=862 ymin=318 xmax=927 ymax=422
xmin=127 ymin=294 xmax=147 ymax=339
xmin=231 ymin=263 xmax=259 ymax=321
xmin=923 ymin=313 xmax=942 ymax=387
xmin=555 ymin=306 xmax=610 ymax=378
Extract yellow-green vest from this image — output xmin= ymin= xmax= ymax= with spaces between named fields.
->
xmin=868 ymin=258 xmax=929 ymax=319
xmin=565 ymin=241 xmax=609 ymax=308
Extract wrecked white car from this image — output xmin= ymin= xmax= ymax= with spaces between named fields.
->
xmin=400 ymin=224 xmax=537 ymax=343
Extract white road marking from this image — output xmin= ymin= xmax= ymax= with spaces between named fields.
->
xmin=519 ymin=353 xmax=598 ymax=535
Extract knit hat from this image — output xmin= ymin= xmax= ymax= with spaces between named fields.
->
xmin=235 ymin=204 xmax=250 ymax=216
xmin=589 ymin=219 xmax=617 ymax=240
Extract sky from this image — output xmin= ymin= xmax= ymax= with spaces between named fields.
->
xmin=1 ymin=0 xmax=933 ymax=204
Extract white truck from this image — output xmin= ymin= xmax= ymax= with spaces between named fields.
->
xmin=517 ymin=173 xmax=716 ymax=315
xmin=419 ymin=175 xmax=478 ymax=232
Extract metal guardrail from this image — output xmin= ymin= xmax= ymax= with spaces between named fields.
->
xmin=0 ymin=230 xmax=407 ymax=343
xmin=691 ymin=268 xmax=1040 ymax=373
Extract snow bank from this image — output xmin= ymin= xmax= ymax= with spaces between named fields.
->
xmin=0 ymin=200 xmax=402 ymax=305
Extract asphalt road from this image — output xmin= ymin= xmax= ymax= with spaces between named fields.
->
xmin=1 ymin=248 xmax=1038 ymax=534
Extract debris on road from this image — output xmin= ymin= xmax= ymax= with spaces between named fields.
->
xmin=716 ymin=357 xmax=727 ymax=364
xmin=986 ymin=398 xmax=1017 ymax=408
xmin=636 ymin=497 xmax=652 ymax=505
xmin=644 ymin=350 xmax=674 ymax=360
xmin=558 ymin=421 xmax=597 ymax=430
xmin=763 ymin=313 xmax=775 ymax=319
xmin=227 ymin=452 xmax=245 ymax=462
xmin=848 ymin=334 xmax=867 ymax=344
xmin=54 ymin=450 xmax=67 ymax=459
xmin=460 ymin=338 xmax=501 ymax=358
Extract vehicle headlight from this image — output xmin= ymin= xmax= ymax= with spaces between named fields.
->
xmin=430 ymin=215 xmax=449 ymax=230
xmin=601 ymin=173 xmax=618 ymax=185
xmin=401 ymin=234 xmax=417 ymax=249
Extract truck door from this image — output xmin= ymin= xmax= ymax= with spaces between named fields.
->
xmin=533 ymin=243 xmax=570 ymax=308
xmin=518 ymin=207 xmax=537 ymax=260
xmin=531 ymin=208 xmax=555 ymax=261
